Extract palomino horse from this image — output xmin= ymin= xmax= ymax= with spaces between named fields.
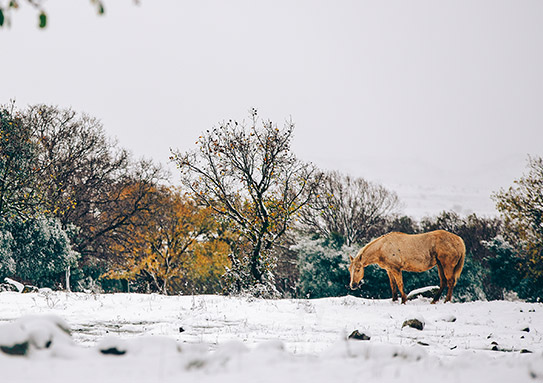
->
xmin=349 ymin=230 xmax=465 ymax=303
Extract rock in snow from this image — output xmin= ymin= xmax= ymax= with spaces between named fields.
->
xmin=0 ymin=315 xmax=73 ymax=355
xmin=348 ymin=330 xmax=371 ymax=340
xmin=402 ymin=318 xmax=425 ymax=331
xmin=406 ymin=286 xmax=440 ymax=300
xmin=3 ymin=278 xmax=24 ymax=293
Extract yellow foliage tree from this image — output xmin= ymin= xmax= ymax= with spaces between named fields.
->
xmin=105 ymin=186 xmax=230 ymax=295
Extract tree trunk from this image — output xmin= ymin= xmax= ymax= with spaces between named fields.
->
xmin=65 ymin=266 xmax=71 ymax=292
xmin=251 ymin=239 xmax=263 ymax=283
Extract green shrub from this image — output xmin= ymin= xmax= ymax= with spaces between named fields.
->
xmin=293 ymin=235 xmax=353 ymax=298
xmin=6 ymin=216 xmax=78 ymax=288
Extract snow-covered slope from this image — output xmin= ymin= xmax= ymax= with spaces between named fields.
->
xmin=0 ymin=292 xmax=541 ymax=382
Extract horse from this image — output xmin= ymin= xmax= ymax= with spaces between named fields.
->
xmin=348 ymin=230 xmax=465 ymax=304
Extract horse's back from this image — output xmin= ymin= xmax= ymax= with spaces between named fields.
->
xmin=377 ymin=230 xmax=464 ymax=271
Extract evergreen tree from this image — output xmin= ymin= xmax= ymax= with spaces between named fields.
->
xmin=7 ymin=216 xmax=78 ymax=288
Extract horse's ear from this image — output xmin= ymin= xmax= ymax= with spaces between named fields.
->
xmin=349 ymin=255 xmax=354 ymax=262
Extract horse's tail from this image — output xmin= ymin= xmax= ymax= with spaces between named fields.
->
xmin=452 ymin=239 xmax=466 ymax=286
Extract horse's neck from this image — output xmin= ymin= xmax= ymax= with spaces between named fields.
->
xmin=361 ymin=245 xmax=380 ymax=267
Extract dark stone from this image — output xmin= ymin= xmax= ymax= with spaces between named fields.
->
xmin=402 ymin=319 xmax=424 ymax=331
xmin=520 ymin=349 xmax=532 ymax=354
xmin=417 ymin=341 xmax=430 ymax=346
xmin=1 ymin=341 xmax=29 ymax=356
xmin=100 ymin=347 xmax=126 ymax=356
xmin=348 ymin=330 xmax=371 ymax=341
xmin=179 ymin=327 xmax=185 ymax=333
xmin=522 ymin=327 xmax=530 ymax=332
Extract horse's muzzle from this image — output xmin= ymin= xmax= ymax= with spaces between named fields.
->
xmin=349 ymin=280 xmax=364 ymax=290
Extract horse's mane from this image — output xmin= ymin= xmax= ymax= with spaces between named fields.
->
xmin=356 ymin=232 xmax=405 ymax=260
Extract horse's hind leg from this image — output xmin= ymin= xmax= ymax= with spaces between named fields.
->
xmin=432 ymin=262 xmax=446 ymax=304
xmin=442 ymin=263 xmax=457 ymax=303
xmin=387 ymin=270 xmax=398 ymax=301
xmin=445 ymin=279 xmax=455 ymax=302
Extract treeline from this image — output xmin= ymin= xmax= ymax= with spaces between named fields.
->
xmin=1 ymin=104 xmax=542 ymax=301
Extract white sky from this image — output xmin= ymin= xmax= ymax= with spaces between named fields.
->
xmin=2 ymin=0 xmax=542 ymax=217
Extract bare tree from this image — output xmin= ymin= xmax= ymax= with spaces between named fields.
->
xmin=171 ymin=109 xmax=319 ymax=294
xmin=24 ymin=104 xmax=166 ymax=268
xmin=299 ymin=170 xmax=401 ymax=246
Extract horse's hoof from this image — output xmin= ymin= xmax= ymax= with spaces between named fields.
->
xmin=431 ymin=300 xmax=437 ymax=304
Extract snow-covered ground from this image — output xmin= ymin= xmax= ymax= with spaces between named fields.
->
xmin=0 ymin=291 xmax=541 ymax=382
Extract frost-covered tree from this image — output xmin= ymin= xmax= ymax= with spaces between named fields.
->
xmin=493 ymin=155 xmax=543 ymax=301
xmin=293 ymin=235 xmax=354 ymax=298
xmin=7 ymin=216 xmax=78 ymax=288
xmin=171 ymin=109 xmax=319 ymax=296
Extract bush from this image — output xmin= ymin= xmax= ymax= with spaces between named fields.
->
xmin=293 ymin=235 xmax=354 ymax=298
xmin=5 ymin=216 xmax=78 ymax=288
xmin=451 ymin=252 xmax=487 ymax=302
xmin=354 ymin=264 xmax=394 ymax=299
xmin=483 ymin=236 xmax=542 ymax=301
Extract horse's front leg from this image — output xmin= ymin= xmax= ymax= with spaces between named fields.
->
xmin=390 ymin=270 xmax=407 ymax=304
xmin=386 ymin=270 xmax=398 ymax=302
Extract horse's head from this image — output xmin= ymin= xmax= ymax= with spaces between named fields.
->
xmin=348 ymin=253 xmax=364 ymax=290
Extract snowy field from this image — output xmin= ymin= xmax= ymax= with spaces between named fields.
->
xmin=0 ymin=292 xmax=542 ymax=382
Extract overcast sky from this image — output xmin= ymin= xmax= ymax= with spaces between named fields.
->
xmin=2 ymin=0 xmax=542 ymax=217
